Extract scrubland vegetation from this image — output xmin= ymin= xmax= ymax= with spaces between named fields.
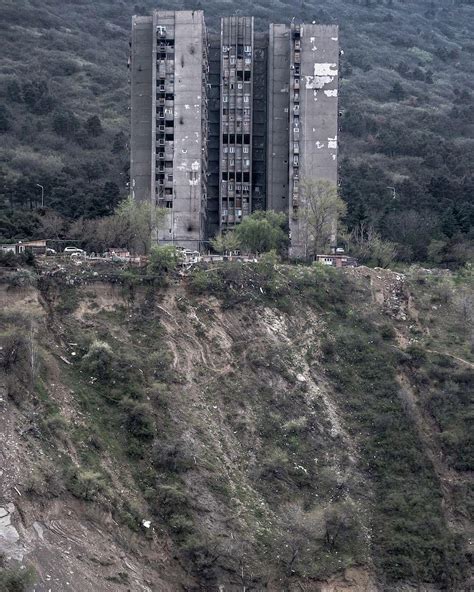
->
xmin=1 ymin=259 xmax=472 ymax=588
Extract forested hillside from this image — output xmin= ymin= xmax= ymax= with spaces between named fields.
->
xmin=1 ymin=0 xmax=473 ymax=264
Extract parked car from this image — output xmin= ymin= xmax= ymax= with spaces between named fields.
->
xmin=64 ymin=247 xmax=85 ymax=254
xmin=46 ymin=248 xmax=56 ymax=255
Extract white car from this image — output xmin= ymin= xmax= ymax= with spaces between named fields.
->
xmin=64 ymin=247 xmax=85 ymax=254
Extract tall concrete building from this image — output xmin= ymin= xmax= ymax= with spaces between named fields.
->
xmin=130 ymin=10 xmax=208 ymax=250
xmin=130 ymin=12 xmax=339 ymax=256
xmin=267 ymin=23 xmax=339 ymax=257
xmin=219 ymin=16 xmax=254 ymax=231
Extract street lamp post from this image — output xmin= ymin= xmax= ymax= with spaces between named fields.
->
xmin=36 ymin=184 xmax=44 ymax=207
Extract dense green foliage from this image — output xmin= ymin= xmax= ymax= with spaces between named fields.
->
xmin=0 ymin=0 xmax=473 ymax=263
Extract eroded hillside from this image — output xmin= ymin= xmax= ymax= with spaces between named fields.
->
xmin=0 ymin=261 xmax=472 ymax=591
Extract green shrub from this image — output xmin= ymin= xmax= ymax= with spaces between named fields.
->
xmin=81 ymin=340 xmax=114 ymax=381
xmin=66 ymin=467 xmax=107 ymax=501
xmin=121 ymin=399 xmax=155 ymax=440
xmin=152 ymin=439 xmax=194 ymax=473
xmin=380 ymin=323 xmax=396 ymax=340
xmin=405 ymin=343 xmax=427 ymax=366
xmin=148 ymin=245 xmax=180 ymax=274
xmin=40 ymin=413 xmax=68 ymax=439
xmin=155 ymin=483 xmax=190 ymax=519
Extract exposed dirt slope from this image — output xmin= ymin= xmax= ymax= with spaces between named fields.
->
xmin=0 ymin=263 xmax=472 ymax=591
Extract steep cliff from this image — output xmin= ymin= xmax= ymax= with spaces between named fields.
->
xmin=0 ymin=261 xmax=472 ymax=591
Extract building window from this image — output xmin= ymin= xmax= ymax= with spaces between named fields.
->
xmin=243 ymin=146 xmax=249 ymax=154
xmin=243 ymin=95 xmax=250 ymax=103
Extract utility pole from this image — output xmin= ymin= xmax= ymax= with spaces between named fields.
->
xmin=36 ymin=184 xmax=44 ymax=207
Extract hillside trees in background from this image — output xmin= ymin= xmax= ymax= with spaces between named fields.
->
xmin=0 ymin=0 xmax=473 ymax=266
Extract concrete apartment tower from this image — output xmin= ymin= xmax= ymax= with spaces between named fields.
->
xmin=267 ymin=23 xmax=339 ymax=258
xmin=130 ymin=12 xmax=339 ymax=255
xmin=130 ymin=10 xmax=208 ymax=250
xmin=219 ymin=17 xmax=254 ymax=231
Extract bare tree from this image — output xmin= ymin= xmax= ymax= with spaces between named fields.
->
xmin=39 ymin=211 xmax=66 ymax=239
xmin=298 ymin=179 xmax=346 ymax=258
xmin=70 ymin=198 xmax=165 ymax=255
xmin=346 ymin=222 xmax=397 ymax=268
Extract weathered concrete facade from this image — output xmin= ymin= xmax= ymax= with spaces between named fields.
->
xmin=130 ymin=17 xmax=154 ymax=207
xmin=219 ymin=17 xmax=254 ymax=231
xmin=288 ymin=24 xmax=339 ymax=258
xmin=131 ymin=10 xmax=208 ymax=250
xmin=266 ymin=23 xmax=339 ymax=257
xmin=267 ymin=24 xmax=291 ymax=213
xmin=130 ymin=13 xmax=339 ymax=254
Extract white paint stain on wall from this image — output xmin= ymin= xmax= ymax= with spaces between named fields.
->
xmin=328 ymin=135 xmax=338 ymax=149
xmin=324 ymin=89 xmax=338 ymax=97
xmin=316 ymin=141 xmax=325 ymax=149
